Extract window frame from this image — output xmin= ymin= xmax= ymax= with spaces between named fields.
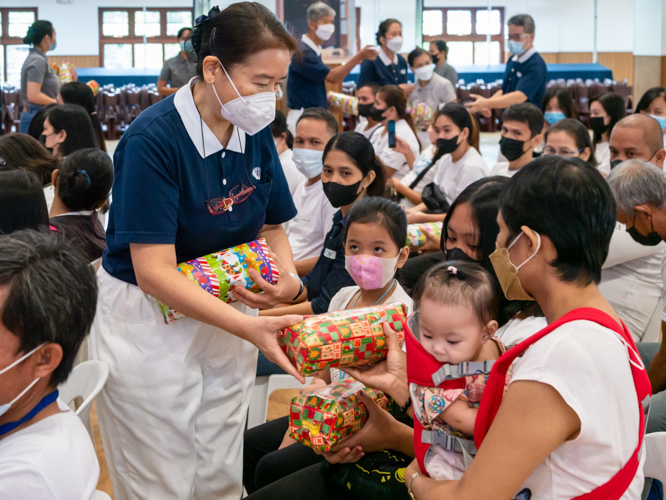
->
xmin=98 ymin=7 xmax=193 ymax=69
xmin=422 ymin=7 xmax=505 ymax=65
xmin=0 ymin=7 xmax=38 ymax=83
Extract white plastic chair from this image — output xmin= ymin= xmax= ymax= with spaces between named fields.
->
xmin=246 ymin=374 xmax=313 ymax=429
xmin=644 ymin=432 xmax=666 ymax=485
xmin=640 ymin=299 xmax=664 ymax=343
xmin=95 ymin=491 xmax=112 ymax=500
xmin=58 ymin=360 xmax=109 ymax=443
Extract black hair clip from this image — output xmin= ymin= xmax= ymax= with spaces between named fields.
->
xmin=192 ymin=6 xmax=220 ymax=60
xmin=447 ymin=266 xmax=467 ymax=280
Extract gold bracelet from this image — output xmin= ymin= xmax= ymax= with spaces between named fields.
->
xmin=407 ymin=471 xmax=425 ymax=500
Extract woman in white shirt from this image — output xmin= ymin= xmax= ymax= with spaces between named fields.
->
xmin=406 ymin=155 xmax=647 ymax=499
xmin=368 ymin=84 xmax=420 ymax=180
xmin=407 ymin=102 xmax=488 ymax=223
xmin=590 ymin=93 xmax=627 ymax=177
xmin=271 ymin=110 xmax=305 ymax=195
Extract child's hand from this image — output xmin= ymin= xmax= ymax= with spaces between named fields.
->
xmin=299 ymin=377 xmax=327 ymax=395
xmin=418 ymin=226 xmax=442 ymax=254
xmin=440 ymin=399 xmax=478 ymax=436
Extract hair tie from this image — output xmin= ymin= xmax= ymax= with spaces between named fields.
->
xmin=447 ymin=265 xmax=466 ymax=280
xmin=79 ymin=170 xmax=91 ymax=189
xmin=192 ymin=6 xmax=221 ymax=58
xmin=90 ymin=111 xmax=97 ymax=116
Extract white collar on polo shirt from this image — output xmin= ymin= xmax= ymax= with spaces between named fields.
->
xmin=512 ymin=46 xmax=537 ymax=64
xmin=378 ymin=47 xmax=398 ymax=66
xmin=174 ymin=77 xmax=246 ymax=158
xmin=301 ymin=34 xmax=322 ymax=57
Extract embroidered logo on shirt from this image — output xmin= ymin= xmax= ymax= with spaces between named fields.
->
xmin=401 ymin=69 xmax=406 ymax=74
xmin=252 ymin=167 xmax=261 ymax=180
xmin=324 ymin=248 xmax=337 ymax=259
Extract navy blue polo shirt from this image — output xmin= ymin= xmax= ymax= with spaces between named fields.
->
xmin=357 ymin=49 xmax=408 ymax=88
xmin=501 ymin=48 xmax=547 ymax=108
xmin=103 ymin=82 xmax=297 ymax=286
xmin=301 ymin=209 xmax=355 ymax=314
xmin=287 ymin=37 xmax=330 ymax=110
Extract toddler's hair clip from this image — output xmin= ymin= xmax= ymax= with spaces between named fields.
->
xmin=447 ymin=265 xmax=467 ymax=280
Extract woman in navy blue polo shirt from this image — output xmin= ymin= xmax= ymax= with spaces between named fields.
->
xmin=89 ymin=4 xmax=305 ymax=499
xmin=357 ymin=19 xmax=409 ymax=88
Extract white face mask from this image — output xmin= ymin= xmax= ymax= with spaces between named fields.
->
xmin=0 ymin=344 xmax=44 ymax=418
xmin=414 ymin=63 xmax=435 ymax=82
xmin=316 ymin=23 xmax=335 ymax=42
xmin=292 ymin=148 xmax=324 ymax=178
xmin=386 ymin=36 xmax=403 ymax=53
xmin=210 ymin=59 xmax=276 ymax=136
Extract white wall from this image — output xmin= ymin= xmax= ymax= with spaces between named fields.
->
xmin=5 ymin=0 xmax=664 ymax=57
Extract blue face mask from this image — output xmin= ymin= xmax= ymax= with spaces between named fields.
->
xmin=507 ymin=40 xmax=524 ymax=55
xmin=544 ymin=111 xmax=566 ymax=125
xmin=180 ymin=40 xmax=193 ymax=54
xmin=649 ymin=114 xmax=666 ymax=130
xmin=49 ymin=41 xmax=56 ymax=51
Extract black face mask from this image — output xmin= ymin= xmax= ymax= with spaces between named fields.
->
xmin=436 ymin=136 xmax=460 ymax=155
xmin=610 ymin=159 xmax=622 ymax=170
xmin=444 ymin=246 xmax=479 ymax=263
xmin=499 ymin=136 xmax=527 ymax=162
xmin=358 ymin=103 xmax=374 ymax=118
xmin=322 ymin=179 xmax=363 ymax=208
xmin=589 ymin=117 xmax=608 ymax=137
xmin=627 ymin=217 xmax=662 ymax=246
xmin=369 ymin=106 xmax=387 ymax=123
xmin=39 ymin=134 xmax=54 ymax=154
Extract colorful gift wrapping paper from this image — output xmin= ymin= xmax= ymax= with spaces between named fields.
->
xmin=279 ymin=302 xmax=407 ymax=375
xmin=289 ymin=379 xmax=388 ymax=451
xmin=86 ymin=80 xmax=100 ymax=96
xmin=156 ymin=238 xmax=279 ymax=323
xmin=57 ymin=62 xmax=75 ymax=84
xmin=406 ymin=222 xmax=443 ymax=249
xmin=327 ymin=91 xmax=358 ymax=116
xmin=406 ymin=102 xmax=434 ymax=124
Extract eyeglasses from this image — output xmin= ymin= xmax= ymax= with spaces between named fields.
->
xmin=504 ymin=34 xmax=530 ymax=42
xmin=543 ymin=146 xmax=583 ymax=157
xmin=206 ymin=183 xmax=255 ymax=215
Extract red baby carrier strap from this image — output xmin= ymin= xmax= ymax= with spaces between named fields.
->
xmin=474 ymin=307 xmax=652 ymax=499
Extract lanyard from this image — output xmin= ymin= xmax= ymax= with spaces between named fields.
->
xmin=352 ymin=279 xmax=396 ymax=308
xmin=0 ymin=390 xmax=59 ymax=437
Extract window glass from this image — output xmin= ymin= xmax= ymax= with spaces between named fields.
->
xmin=166 ymin=11 xmax=192 ymax=36
xmin=422 ymin=10 xmax=443 ymax=37
xmin=447 ymin=10 xmax=472 ymax=36
xmin=164 ymin=43 xmax=181 ymax=60
xmin=7 ymin=44 xmax=29 ymax=85
xmin=446 ymin=41 xmax=473 ymax=66
xmin=104 ymin=44 xmax=132 ymax=69
xmin=8 ymin=11 xmax=35 ymax=38
xmin=422 ymin=41 xmax=430 ymax=51
xmin=134 ymin=43 xmax=163 ymax=69
xmin=0 ymin=13 xmax=3 ymax=37
xmin=103 ymin=11 xmax=129 ymax=37
xmin=0 ymin=45 xmax=4 ymax=84
xmin=476 ymin=10 xmax=501 ymax=35
xmin=135 ymin=11 xmax=161 ymax=37
xmin=474 ymin=41 xmax=501 ymax=65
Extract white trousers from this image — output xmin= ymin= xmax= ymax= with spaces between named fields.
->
xmin=89 ymin=268 xmax=258 ymax=500
xmin=286 ymin=108 xmax=304 ymax=137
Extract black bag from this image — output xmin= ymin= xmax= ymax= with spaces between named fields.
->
xmin=392 ymin=154 xmax=441 ymax=203
xmin=421 ymin=182 xmax=449 ymax=213
xmin=323 ymin=449 xmax=412 ymax=500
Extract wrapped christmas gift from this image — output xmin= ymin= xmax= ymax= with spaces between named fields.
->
xmin=289 ymin=379 xmax=389 ymax=451
xmin=279 ymin=302 xmax=407 ymax=375
xmin=57 ymin=62 xmax=75 ymax=84
xmin=406 ymin=102 xmax=434 ymax=124
xmin=327 ymin=91 xmax=358 ymax=116
xmin=86 ymin=80 xmax=100 ymax=96
xmin=156 ymin=238 xmax=279 ymax=323
xmin=406 ymin=222 xmax=443 ymax=249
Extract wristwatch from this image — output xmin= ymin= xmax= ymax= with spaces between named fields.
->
xmin=289 ymin=272 xmax=304 ymax=301
xmin=407 ymin=471 xmax=425 ymax=500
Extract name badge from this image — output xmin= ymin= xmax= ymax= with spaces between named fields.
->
xmin=324 ymin=248 xmax=337 ymax=259
xmin=252 ymin=167 xmax=261 ymax=180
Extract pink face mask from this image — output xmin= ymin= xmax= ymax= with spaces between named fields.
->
xmin=344 ymin=254 xmax=399 ymax=290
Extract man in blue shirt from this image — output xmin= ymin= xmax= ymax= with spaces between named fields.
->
xmin=286 ymin=1 xmax=378 ymax=134
xmin=466 ymin=14 xmax=547 ymax=113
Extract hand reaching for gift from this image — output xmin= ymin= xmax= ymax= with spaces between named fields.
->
xmin=235 ymin=251 xmax=301 ymax=310
xmin=417 ymin=226 xmax=442 ymax=254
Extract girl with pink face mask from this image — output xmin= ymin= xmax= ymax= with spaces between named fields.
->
xmin=330 ymin=196 xmax=412 ymax=312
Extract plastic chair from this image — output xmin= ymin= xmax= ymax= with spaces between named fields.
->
xmin=246 ymin=374 xmax=313 ymax=429
xmin=644 ymin=432 xmax=666 ymax=485
xmin=58 ymin=360 xmax=109 ymax=442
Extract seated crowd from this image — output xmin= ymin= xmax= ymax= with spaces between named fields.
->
xmin=2 ymin=5 xmax=666 ymax=500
